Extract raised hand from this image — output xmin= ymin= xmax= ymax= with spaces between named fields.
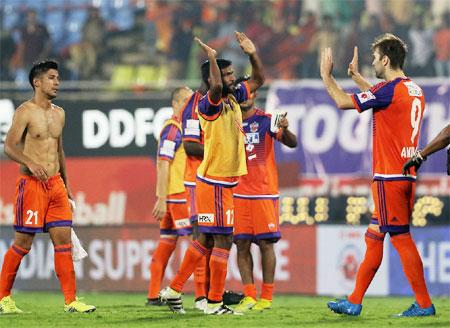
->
xmin=235 ymin=31 xmax=256 ymax=55
xmin=348 ymin=46 xmax=359 ymax=77
xmin=320 ymin=47 xmax=334 ymax=79
xmin=277 ymin=112 xmax=289 ymax=129
xmin=194 ymin=37 xmax=217 ymax=58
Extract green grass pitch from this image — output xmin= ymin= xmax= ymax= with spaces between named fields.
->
xmin=0 ymin=292 xmax=448 ymax=327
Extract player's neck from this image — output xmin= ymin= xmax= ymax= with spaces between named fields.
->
xmin=172 ymin=112 xmax=181 ymax=121
xmin=384 ymin=69 xmax=406 ymax=82
xmin=31 ymin=94 xmax=53 ymax=110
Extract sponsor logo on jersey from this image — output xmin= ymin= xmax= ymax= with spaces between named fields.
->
xmin=245 ymin=132 xmax=260 ymax=144
xmin=356 ymin=91 xmax=376 ymax=104
xmin=404 ymin=81 xmax=423 ymax=97
xmin=198 ymin=213 xmax=214 ymax=223
xmin=250 ymin=121 xmax=259 ymax=132
xmin=246 ymin=144 xmax=255 ymax=152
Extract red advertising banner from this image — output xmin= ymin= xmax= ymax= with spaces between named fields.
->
xmin=0 ymin=157 xmax=156 ymax=225
xmin=0 ymin=225 xmax=316 ymax=294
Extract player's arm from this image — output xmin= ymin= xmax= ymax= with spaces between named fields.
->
xmin=277 ymin=115 xmax=297 ymax=148
xmin=57 ymin=110 xmax=74 ymax=200
xmin=152 ymin=158 xmax=169 ymax=220
xmin=195 ymin=37 xmax=222 ymax=104
xmin=347 ymin=46 xmax=372 ymax=91
xmin=420 ymin=125 xmax=450 ymax=158
xmin=403 ymin=124 xmax=450 ymax=175
xmin=4 ymin=106 xmax=49 ymax=181
xmin=183 ymin=141 xmax=204 ymax=158
xmin=235 ymin=31 xmax=265 ymax=92
xmin=320 ymin=47 xmax=355 ymax=110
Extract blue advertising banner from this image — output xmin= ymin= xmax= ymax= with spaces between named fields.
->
xmin=389 ymin=227 xmax=450 ymax=296
xmin=265 ymin=79 xmax=450 ymax=176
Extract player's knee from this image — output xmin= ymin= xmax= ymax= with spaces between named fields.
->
xmin=258 ymin=240 xmax=275 ymax=254
xmin=236 ymin=239 xmax=251 ymax=253
xmin=14 ymin=232 xmax=35 ymax=250
xmin=213 ymin=234 xmax=233 ymax=249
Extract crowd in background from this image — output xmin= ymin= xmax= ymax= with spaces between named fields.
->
xmin=1 ymin=0 xmax=450 ymax=85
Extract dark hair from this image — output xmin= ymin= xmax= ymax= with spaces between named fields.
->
xmin=200 ymin=58 xmax=232 ymax=86
xmin=29 ymin=60 xmax=59 ymax=90
xmin=371 ymin=33 xmax=407 ymax=70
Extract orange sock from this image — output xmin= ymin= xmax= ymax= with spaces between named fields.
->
xmin=170 ymin=240 xmax=208 ymax=292
xmin=208 ymin=247 xmax=230 ymax=302
xmin=391 ymin=233 xmax=432 ymax=308
xmin=54 ymin=244 xmax=76 ymax=304
xmin=261 ymin=283 xmax=274 ymax=300
xmin=194 ymin=250 xmax=211 ymax=299
xmin=204 ymin=251 xmax=211 ymax=295
xmin=243 ymin=284 xmax=257 ymax=300
xmin=148 ymin=238 xmax=177 ymax=299
xmin=348 ymin=229 xmax=385 ymax=304
xmin=0 ymin=244 xmax=29 ymax=299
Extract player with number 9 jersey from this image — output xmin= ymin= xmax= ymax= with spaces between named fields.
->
xmin=352 ymin=78 xmax=425 ymax=180
xmin=351 ymin=77 xmax=424 ymax=233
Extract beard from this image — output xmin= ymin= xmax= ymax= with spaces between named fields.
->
xmin=222 ymin=83 xmax=235 ymax=97
xmin=240 ymin=103 xmax=252 ymax=111
xmin=374 ymin=67 xmax=385 ymax=79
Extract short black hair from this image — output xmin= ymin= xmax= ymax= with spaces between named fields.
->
xmin=29 ymin=60 xmax=59 ymax=90
xmin=371 ymin=33 xmax=407 ymax=70
xmin=200 ymin=58 xmax=232 ymax=86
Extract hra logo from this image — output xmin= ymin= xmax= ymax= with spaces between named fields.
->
xmin=198 ymin=213 xmax=214 ymax=223
xmin=175 ymin=218 xmax=191 ymax=228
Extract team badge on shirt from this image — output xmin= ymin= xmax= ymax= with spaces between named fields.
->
xmin=250 ymin=121 xmax=259 ymax=133
xmin=356 ymin=91 xmax=376 ymax=104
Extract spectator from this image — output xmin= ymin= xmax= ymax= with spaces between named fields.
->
xmin=308 ymin=15 xmax=338 ymax=77
xmin=0 ymin=29 xmax=15 ymax=81
xmin=169 ymin=16 xmax=194 ymax=79
xmin=359 ymin=14 xmax=382 ymax=76
xmin=433 ymin=12 xmax=450 ymax=77
xmin=67 ymin=7 xmax=106 ymax=79
xmin=16 ymin=9 xmax=51 ymax=71
xmin=408 ymin=12 xmax=434 ymax=76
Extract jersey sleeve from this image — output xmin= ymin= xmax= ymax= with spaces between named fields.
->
xmin=351 ymin=81 xmax=395 ymax=112
xmin=198 ymin=92 xmax=223 ymax=121
xmin=158 ymin=124 xmax=182 ymax=161
xmin=234 ymin=81 xmax=251 ymax=103
xmin=182 ymin=93 xmax=202 ymax=143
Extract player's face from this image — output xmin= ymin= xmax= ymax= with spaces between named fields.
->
xmin=220 ymin=66 xmax=236 ymax=94
xmin=35 ymin=69 xmax=60 ymax=99
xmin=240 ymin=90 xmax=257 ymax=111
xmin=372 ymin=49 xmax=385 ymax=79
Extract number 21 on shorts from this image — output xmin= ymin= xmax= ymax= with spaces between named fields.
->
xmin=25 ymin=210 xmax=38 ymax=225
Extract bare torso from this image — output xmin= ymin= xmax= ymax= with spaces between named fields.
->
xmin=18 ymin=100 xmax=65 ymax=177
